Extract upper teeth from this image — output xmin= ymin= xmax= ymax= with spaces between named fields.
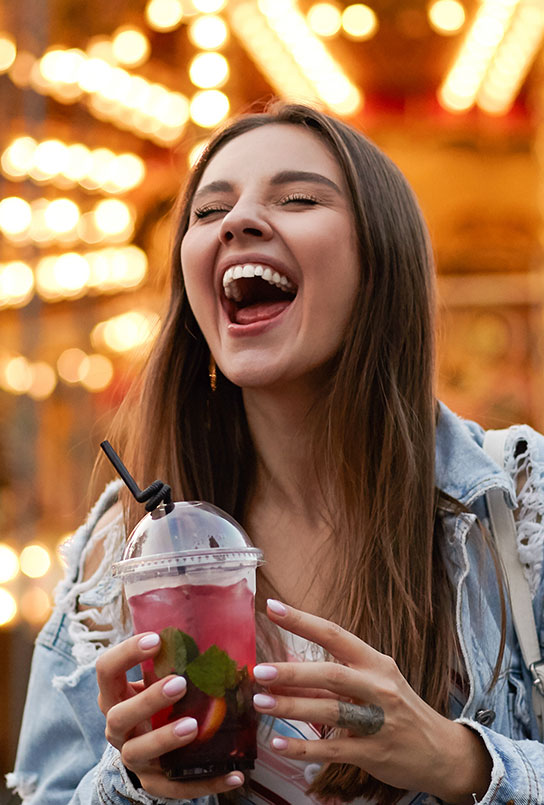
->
xmin=222 ymin=264 xmax=295 ymax=302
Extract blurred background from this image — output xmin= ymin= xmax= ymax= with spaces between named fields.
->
xmin=1 ymin=0 xmax=544 ymax=797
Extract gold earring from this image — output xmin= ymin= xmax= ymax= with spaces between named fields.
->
xmin=209 ymin=354 xmax=217 ymax=392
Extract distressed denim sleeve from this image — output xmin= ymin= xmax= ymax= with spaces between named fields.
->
xmin=456 ymin=719 xmax=544 ymax=804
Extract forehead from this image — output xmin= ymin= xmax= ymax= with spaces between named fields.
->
xmin=196 ymin=123 xmax=344 ymax=188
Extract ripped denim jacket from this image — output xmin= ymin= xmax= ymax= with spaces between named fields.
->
xmin=7 ymin=403 xmax=544 ymax=805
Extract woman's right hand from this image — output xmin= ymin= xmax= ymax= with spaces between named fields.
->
xmin=96 ymin=632 xmax=245 ymax=799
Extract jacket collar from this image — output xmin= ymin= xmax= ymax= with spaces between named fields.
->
xmin=435 ymin=402 xmax=517 ymax=508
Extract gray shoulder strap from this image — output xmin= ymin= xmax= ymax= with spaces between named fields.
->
xmin=483 ymin=429 xmax=544 ymax=739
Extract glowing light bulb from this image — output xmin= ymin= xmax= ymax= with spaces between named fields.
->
xmin=145 ymin=0 xmax=184 ymax=31
xmin=112 ymin=27 xmax=150 ymax=67
xmin=0 ymin=34 xmax=16 ymax=72
xmin=0 ymin=197 xmax=32 ymax=236
xmin=307 ymin=3 xmax=342 ymax=37
xmin=52 ymin=252 xmax=90 ymax=295
xmin=0 ymin=544 xmax=19 ymax=583
xmin=190 ymin=89 xmax=229 ymax=127
xmin=189 ymin=52 xmax=229 ymax=88
xmin=188 ymin=15 xmax=229 ymax=49
xmin=20 ymin=545 xmax=51 ymax=578
xmin=428 ymin=0 xmax=466 ymax=34
xmin=0 ymin=588 xmax=17 ymax=626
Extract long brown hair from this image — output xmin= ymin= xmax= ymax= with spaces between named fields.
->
xmin=98 ymin=102 xmax=500 ymax=803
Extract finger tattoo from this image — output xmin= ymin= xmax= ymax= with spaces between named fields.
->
xmin=337 ymin=701 xmax=385 ymax=736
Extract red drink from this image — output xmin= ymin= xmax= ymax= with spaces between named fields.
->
xmin=129 ymin=579 xmax=257 ymax=779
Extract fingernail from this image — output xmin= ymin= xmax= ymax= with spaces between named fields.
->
xmin=163 ymin=676 xmax=187 ymax=697
xmin=271 ymin=737 xmax=288 ymax=751
xmin=138 ymin=633 xmax=160 ymax=650
xmin=254 ymin=693 xmax=276 ymax=709
xmin=225 ymin=773 xmax=244 ymax=787
xmin=267 ymin=599 xmax=287 ymax=616
xmin=173 ymin=717 xmax=198 ymax=737
xmin=253 ymin=664 xmax=278 ymax=681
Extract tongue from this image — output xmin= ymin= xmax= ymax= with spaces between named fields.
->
xmin=234 ymin=300 xmax=291 ymax=325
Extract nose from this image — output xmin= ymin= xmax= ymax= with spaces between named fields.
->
xmin=219 ymin=201 xmax=273 ymax=244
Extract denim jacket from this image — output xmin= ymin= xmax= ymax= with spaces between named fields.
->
xmin=7 ymin=403 xmax=544 ymax=805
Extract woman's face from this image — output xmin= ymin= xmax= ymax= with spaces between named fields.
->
xmin=180 ymin=123 xmax=360 ymax=391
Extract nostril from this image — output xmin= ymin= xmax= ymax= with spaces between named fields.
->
xmin=243 ymin=227 xmax=262 ymax=237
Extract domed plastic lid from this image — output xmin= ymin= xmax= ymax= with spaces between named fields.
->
xmin=112 ymin=501 xmax=263 ymax=582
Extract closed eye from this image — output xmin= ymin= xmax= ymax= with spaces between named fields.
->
xmin=280 ymin=193 xmax=318 ymax=206
xmin=193 ymin=204 xmax=231 ymax=219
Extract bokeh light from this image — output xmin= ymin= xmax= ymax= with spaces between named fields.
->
xmin=188 ymin=15 xmax=229 ymax=49
xmin=0 ymin=544 xmax=19 ymax=583
xmin=77 ymin=353 xmax=114 ymax=392
xmin=57 ymin=348 xmax=88 ymax=384
xmin=342 ymin=3 xmax=379 ymax=40
xmin=0 ymin=34 xmax=17 ymax=73
xmin=190 ymin=89 xmax=230 ymax=127
xmin=20 ymin=544 xmax=52 ymax=578
xmin=92 ymin=310 xmax=158 ymax=353
xmin=145 ymin=0 xmax=184 ymax=31
xmin=192 ymin=0 xmax=227 ymax=11
xmin=3 ymin=356 xmax=32 ymax=394
xmin=20 ymin=586 xmax=51 ymax=625
xmin=189 ymin=52 xmax=229 ymax=88
xmin=0 ymin=197 xmax=32 ymax=236
xmin=28 ymin=362 xmax=57 ymax=400
xmin=43 ymin=198 xmax=80 ymax=234
xmin=112 ymin=27 xmax=150 ymax=67
xmin=0 ymin=588 xmax=17 ymax=627
xmin=93 ymin=199 xmax=133 ymax=237
xmin=428 ymin=0 xmax=466 ymax=35
xmin=0 ymin=262 xmax=35 ymax=308
xmin=307 ymin=3 xmax=342 ymax=37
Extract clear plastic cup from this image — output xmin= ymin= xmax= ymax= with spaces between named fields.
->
xmin=112 ymin=501 xmax=264 ymax=780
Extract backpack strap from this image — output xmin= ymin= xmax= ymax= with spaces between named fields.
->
xmin=483 ymin=428 xmax=544 ymax=740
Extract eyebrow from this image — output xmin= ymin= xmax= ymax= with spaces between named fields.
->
xmin=192 ymin=170 xmax=342 ymax=204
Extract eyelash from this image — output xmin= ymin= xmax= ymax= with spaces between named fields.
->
xmin=280 ymin=193 xmax=318 ymax=206
xmin=192 ymin=193 xmax=319 ymax=219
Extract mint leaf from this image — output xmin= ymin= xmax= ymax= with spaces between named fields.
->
xmin=185 ymin=644 xmax=238 ymax=697
xmin=154 ymin=627 xmax=199 ymax=678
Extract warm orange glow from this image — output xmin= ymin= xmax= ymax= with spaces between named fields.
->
xmin=0 ymin=588 xmax=17 ymax=627
xmin=0 ymin=545 xmax=19 ymax=583
xmin=20 ymin=544 xmax=52 ymax=578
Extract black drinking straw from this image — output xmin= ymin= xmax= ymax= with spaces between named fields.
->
xmin=100 ymin=440 xmax=173 ymax=512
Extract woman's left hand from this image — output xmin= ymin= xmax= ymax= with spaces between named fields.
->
xmin=252 ymin=600 xmax=492 ymax=805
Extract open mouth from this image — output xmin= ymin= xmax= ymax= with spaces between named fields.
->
xmin=222 ymin=264 xmax=297 ymax=326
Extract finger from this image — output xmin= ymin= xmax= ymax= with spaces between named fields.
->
xmin=97 ymin=633 xmax=161 ymax=713
xmin=263 ymin=684 xmax=340 ymax=700
xmin=266 ymin=600 xmax=380 ymax=667
xmin=254 ymin=661 xmax=370 ymax=701
xmin=253 ymin=693 xmax=385 ymax=737
xmin=268 ymin=734 xmax=365 ymax=766
xmin=106 ymin=675 xmax=188 ymax=747
xmin=135 ymin=771 xmax=245 ymax=800
xmin=121 ymin=716 xmax=198 ymax=767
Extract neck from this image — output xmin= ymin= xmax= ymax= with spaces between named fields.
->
xmin=242 ymin=381 xmax=325 ymax=519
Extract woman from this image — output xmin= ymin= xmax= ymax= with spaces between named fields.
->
xmin=9 ymin=102 xmax=544 ymax=805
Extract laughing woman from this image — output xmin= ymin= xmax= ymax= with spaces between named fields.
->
xmin=9 ymin=103 xmax=544 ymax=805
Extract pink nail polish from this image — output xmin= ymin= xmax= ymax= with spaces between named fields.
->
xmin=253 ymin=693 xmax=276 ymax=708
xmin=138 ymin=633 xmax=160 ymax=650
xmin=173 ymin=717 xmax=198 ymax=736
xmin=253 ymin=664 xmax=278 ymax=681
xmin=267 ymin=599 xmax=287 ymax=616
xmin=163 ymin=676 xmax=187 ymax=697
xmin=225 ymin=773 xmax=244 ymax=787
xmin=272 ymin=737 xmax=288 ymax=750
